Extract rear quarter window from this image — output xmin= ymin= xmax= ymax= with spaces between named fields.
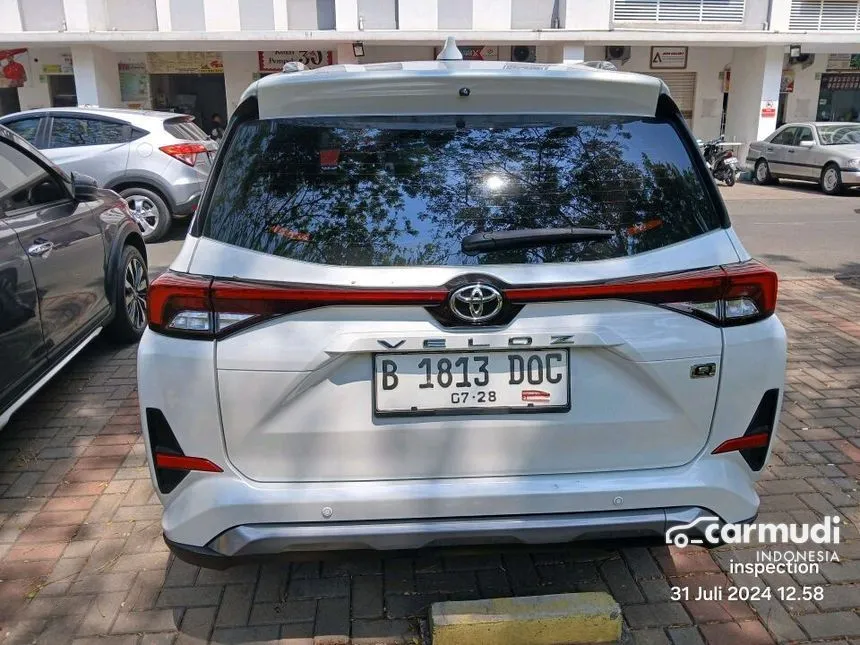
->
xmin=201 ymin=114 xmax=722 ymax=266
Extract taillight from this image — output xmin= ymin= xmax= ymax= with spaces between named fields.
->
xmin=159 ymin=142 xmax=207 ymax=166
xmin=506 ymin=260 xmax=777 ymax=327
xmin=147 ymin=271 xmax=449 ymax=338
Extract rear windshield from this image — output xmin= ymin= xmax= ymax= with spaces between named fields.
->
xmin=164 ymin=118 xmax=209 ymax=141
xmin=202 ymin=115 xmax=721 ymax=266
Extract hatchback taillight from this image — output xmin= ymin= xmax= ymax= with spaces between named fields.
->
xmin=159 ymin=142 xmax=207 ymax=166
xmin=147 ymin=261 xmax=778 ymax=339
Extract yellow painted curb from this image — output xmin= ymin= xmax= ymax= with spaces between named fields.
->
xmin=430 ymin=592 xmax=621 ymax=645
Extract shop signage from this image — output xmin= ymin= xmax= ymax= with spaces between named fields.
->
xmin=822 ymin=73 xmax=860 ymax=91
xmin=781 ymin=69 xmax=795 ymax=93
xmin=650 ymin=46 xmax=687 ymax=70
xmin=761 ymin=100 xmax=777 ymax=118
xmin=146 ymin=52 xmax=223 ymax=74
xmin=431 ymin=46 xmax=499 ymax=61
xmin=119 ymin=61 xmax=149 ymax=102
xmin=0 ymin=48 xmax=28 ymax=88
xmin=258 ymin=51 xmax=334 ymax=72
xmin=826 ymin=54 xmax=860 ymax=71
xmin=41 ymin=53 xmax=73 ymax=75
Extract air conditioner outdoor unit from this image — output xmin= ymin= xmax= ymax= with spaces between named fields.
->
xmin=512 ymin=45 xmax=536 ymax=63
xmin=605 ymin=46 xmax=631 ymax=65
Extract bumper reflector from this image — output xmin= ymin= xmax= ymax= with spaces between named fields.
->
xmin=154 ymin=453 xmax=223 ymax=473
xmin=712 ymin=433 xmax=770 ymax=454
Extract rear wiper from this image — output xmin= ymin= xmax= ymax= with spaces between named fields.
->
xmin=461 ymin=227 xmax=614 ymax=254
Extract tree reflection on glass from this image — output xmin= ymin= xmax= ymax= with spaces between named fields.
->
xmin=204 ymin=115 xmax=719 ymax=267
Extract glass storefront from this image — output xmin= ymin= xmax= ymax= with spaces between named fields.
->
xmin=817 ymin=73 xmax=860 ymax=122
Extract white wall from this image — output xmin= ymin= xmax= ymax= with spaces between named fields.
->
xmin=769 ymin=0 xmax=791 ymax=31
xmin=0 ymin=0 xmax=22 ymax=31
xmin=783 ymin=54 xmax=826 ymax=122
xmin=222 ymin=50 xmax=257 ymax=115
xmin=335 ymin=0 xmax=359 ymax=29
xmin=565 ymin=0 xmax=609 ymax=30
xmin=205 ymin=0 xmax=241 ymax=30
xmin=472 ymin=0 xmax=510 ymax=30
xmin=584 ymin=45 xmax=734 ymax=140
xmin=399 ymin=0 xmax=437 ymax=29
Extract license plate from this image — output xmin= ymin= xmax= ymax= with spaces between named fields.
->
xmin=373 ymin=350 xmax=570 ymax=416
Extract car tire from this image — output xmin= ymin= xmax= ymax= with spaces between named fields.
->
xmin=120 ymin=187 xmax=171 ymax=243
xmin=753 ymin=159 xmax=776 ymax=185
xmin=820 ymin=163 xmax=843 ymax=196
xmin=104 ymin=245 xmax=149 ymax=344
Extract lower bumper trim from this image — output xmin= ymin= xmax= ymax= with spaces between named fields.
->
xmin=205 ymin=506 xmax=713 ymax=557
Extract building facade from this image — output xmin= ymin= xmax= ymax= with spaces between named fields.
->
xmin=1 ymin=0 xmax=860 ymax=148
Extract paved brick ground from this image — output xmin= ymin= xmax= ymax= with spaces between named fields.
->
xmin=0 ymin=278 xmax=858 ymax=645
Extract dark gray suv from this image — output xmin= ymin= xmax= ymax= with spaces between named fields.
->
xmin=0 ymin=124 xmax=147 ymax=430
xmin=0 ymin=107 xmax=216 ymax=242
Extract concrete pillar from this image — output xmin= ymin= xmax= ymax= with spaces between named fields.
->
xmin=564 ymin=0 xmax=610 ymax=30
xmin=723 ymin=45 xmax=783 ymax=156
xmin=398 ymin=0 xmax=437 ymax=29
xmin=769 ymin=0 xmax=790 ymax=31
xmin=0 ymin=0 xmax=22 ymax=31
xmin=223 ymin=51 xmax=257 ymax=116
xmin=71 ymin=46 xmax=121 ymax=107
xmin=473 ymin=0 xmax=511 ymax=30
xmin=204 ymin=0 xmax=240 ymax=31
xmin=336 ymin=42 xmax=359 ymax=64
xmin=562 ymin=44 xmax=585 ymax=64
xmin=274 ymin=0 xmax=289 ymax=29
xmin=155 ymin=0 xmax=172 ymax=30
xmin=335 ymin=0 xmax=359 ymax=30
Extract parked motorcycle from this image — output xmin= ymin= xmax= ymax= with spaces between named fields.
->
xmin=700 ymin=137 xmax=739 ymax=186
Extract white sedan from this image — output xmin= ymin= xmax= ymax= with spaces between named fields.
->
xmin=747 ymin=122 xmax=860 ymax=195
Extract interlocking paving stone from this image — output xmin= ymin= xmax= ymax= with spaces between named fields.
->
xmin=0 ymin=279 xmax=857 ymax=643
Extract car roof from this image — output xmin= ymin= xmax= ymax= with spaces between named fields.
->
xmin=244 ymin=60 xmax=667 ymax=120
xmin=0 ymin=106 xmax=191 ymax=124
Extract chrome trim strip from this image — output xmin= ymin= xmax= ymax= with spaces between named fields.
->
xmin=207 ymin=507 xmax=714 ymax=556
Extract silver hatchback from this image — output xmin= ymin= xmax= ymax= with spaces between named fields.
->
xmin=0 ymin=107 xmax=217 ymax=241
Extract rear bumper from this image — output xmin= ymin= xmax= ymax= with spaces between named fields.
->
xmin=172 ymin=192 xmax=200 ymax=217
xmin=165 ymin=506 xmax=732 ymax=569
xmin=157 ymin=454 xmax=760 ymax=552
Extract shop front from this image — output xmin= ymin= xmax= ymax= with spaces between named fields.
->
xmin=0 ymin=49 xmax=27 ymax=115
xmin=147 ymin=52 xmax=226 ymax=134
xmin=817 ymin=55 xmax=860 ymax=122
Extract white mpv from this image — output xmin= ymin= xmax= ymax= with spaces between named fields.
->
xmin=138 ymin=49 xmax=786 ymax=568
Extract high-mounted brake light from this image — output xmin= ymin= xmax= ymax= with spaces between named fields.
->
xmin=159 ymin=142 xmax=207 ymax=166
xmin=148 ymin=261 xmax=777 ymax=339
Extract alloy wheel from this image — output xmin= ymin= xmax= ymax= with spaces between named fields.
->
xmin=126 ymin=195 xmax=160 ymax=236
xmin=124 ymin=256 xmax=148 ymax=330
xmin=823 ymin=167 xmax=839 ymax=193
xmin=756 ymin=161 xmax=768 ymax=183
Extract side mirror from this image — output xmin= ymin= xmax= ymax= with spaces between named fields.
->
xmin=799 ymin=140 xmax=814 ymax=148
xmin=71 ymin=172 xmax=99 ymax=201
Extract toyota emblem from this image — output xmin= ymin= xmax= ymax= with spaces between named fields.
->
xmin=449 ymin=284 xmax=503 ymax=323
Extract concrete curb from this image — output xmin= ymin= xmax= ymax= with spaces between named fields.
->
xmin=429 ymin=592 xmax=621 ymax=645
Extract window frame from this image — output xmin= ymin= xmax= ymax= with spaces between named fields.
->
xmin=1 ymin=115 xmax=49 ymax=148
xmin=793 ymin=126 xmax=816 ymax=146
xmin=770 ymin=126 xmax=798 ymax=146
xmin=44 ymin=113 xmax=133 ymax=150
xmin=0 ymin=137 xmax=73 ymax=217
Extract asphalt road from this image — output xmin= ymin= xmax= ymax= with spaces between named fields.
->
xmin=146 ymin=180 xmax=860 ymax=279
xmin=721 ymin=180 xmax=860 ymax=278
